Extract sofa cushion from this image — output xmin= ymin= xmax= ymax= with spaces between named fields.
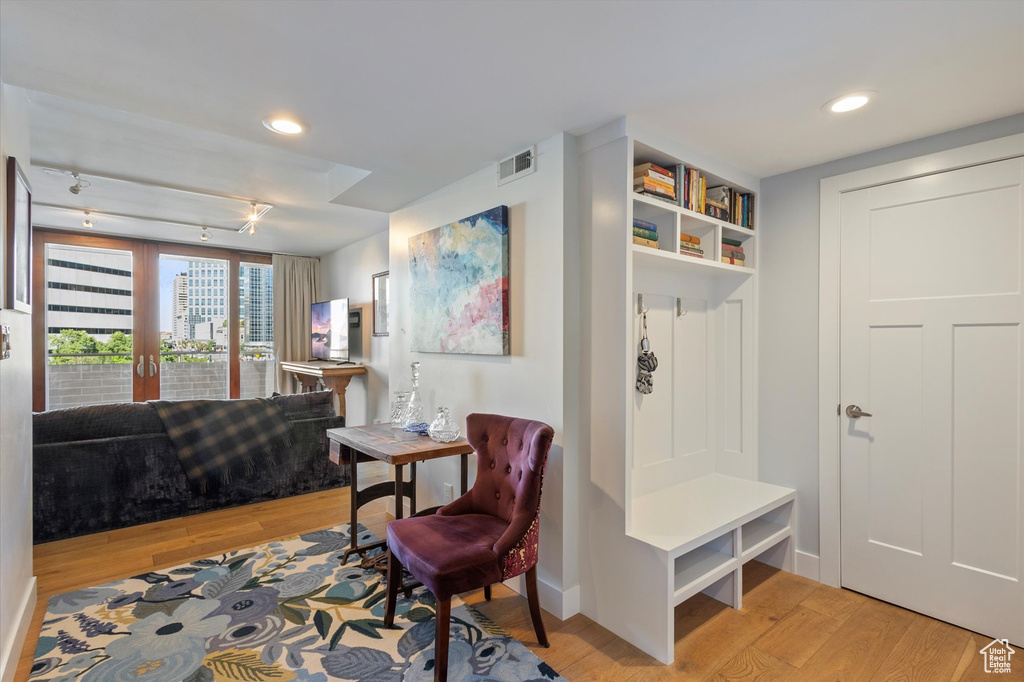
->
xmin=33 ymin=402 xmax=166 ymax=445
xmin=271 ymin=390 xmax=336 ymax=420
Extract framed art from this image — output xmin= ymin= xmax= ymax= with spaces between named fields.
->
xmin=407 ymin=205 xmax=509 ymax=355
xmin=5 ymin=156 xmax=32 ymax=313
xmin=372 ymin=270 xmax=389 ymax=336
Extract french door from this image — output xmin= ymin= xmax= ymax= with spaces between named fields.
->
xmin=33 ymin=230 xmax=272 ymax=411
xmin=839 ymin=157 xmax=1024 ymax=644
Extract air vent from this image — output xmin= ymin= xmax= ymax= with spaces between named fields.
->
xmin=497 ymin=146 xmax=536 ymax=186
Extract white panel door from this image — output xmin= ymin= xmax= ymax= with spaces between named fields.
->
xmin=840 ymin=157 xmax=1024 ymax=645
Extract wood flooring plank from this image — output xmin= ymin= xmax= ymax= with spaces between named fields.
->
xmin=753 ymin=605 xmax=842 ymax=667
xmin=671 ymin=605 xmax=776 ymax=680
xmin=712 ymin=646 xmax=796 ymax=682
xmin=952 ymin=632 xmax=1024 ymax=682
xmin=741 ymin=563 xmax=819 ymax=622
xmin=791 ymin=599 xmax=917 ymax=682
xmin=869 ymin=615 xmax=971 ymax=682
xmin=800 ymin=584 xmax=867 ymax=623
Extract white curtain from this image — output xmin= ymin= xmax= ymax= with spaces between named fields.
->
xmin=273 ymin=254 xmax=321 ymax=393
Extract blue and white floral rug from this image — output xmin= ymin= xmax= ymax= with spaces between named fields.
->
xmin=30 ymin=524 xmax=565 ymax=681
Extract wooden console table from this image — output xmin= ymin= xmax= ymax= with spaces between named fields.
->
xmin=279 ymin=360 xmax=367 ymax=418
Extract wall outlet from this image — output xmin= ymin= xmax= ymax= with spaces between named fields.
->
xmin=444 ymin=483 xmax=455 ymax=504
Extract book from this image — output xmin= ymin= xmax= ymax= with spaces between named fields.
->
xmin=679 ymin=250 xmax=704 ymax=259
xmin=722 ymin=250 xmax=745 ymax=261
xmin=680 ymin=232 xmax=701 ymax=245
xmin=633 ymin=176 xmax=676 ymax=197
xmin=633 ymin=218 xmax=658 ymax=232
xmin=720 ymin=256 xmax=745 ymax=266
xmin=720 ymin=243 xmax=744 ymax=253
xmin=633 ymin=227 xmax=659 ymax=241
xmin=633 ymin=236 xmax=659 ymax=249
xmin=680 ymin=245 xmax=704 ymax=255
xmin=634 ymin=162 xmax=674 ymax=178
xmin=634 ymin=169 xmax=675 ymax=186
xmin=722 ymin=237 xmax=743 ymax=247
xmin=635 ymin=189 xmax=678 ymax=205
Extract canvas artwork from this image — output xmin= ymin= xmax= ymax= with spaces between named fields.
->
xmin=408 ymin=206 xmax=509 ymax=355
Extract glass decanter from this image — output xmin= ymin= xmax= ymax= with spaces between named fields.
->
xmin=390 ymin=391 xmax=410 ymax=428
xmin=400 ymin=361 xmax=424 ymax=428
xmin=428 ymin=407 xmax=460 ymax=443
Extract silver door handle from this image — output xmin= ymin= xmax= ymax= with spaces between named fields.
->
xmin=149 ymin=355 xmax=158 ymax=377
xmin=137 ymin=355 xmax=145 ymax=377
xmin=846 ymin=405 xmax=873 ymax=418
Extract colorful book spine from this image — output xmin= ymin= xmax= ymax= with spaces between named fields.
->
xmin=680 ymin=232 xmax=701 ymax=245
xmin=634 ymin=169 xmax=675 ymax=186
xmin=722 ymin=250 xmax=745 ymax=261
xmin=633 ymin=236 xmax=659 ymax=249
xmin=633 ymin=227 xmax=659 ymax=241
xmin=720 ymin=256 xmax=745 ymax=266
xmin=633 ymin=177 xmax=676 ymax=198
xmin=634 ymin=162 xmax=675 ymax=177
xmin=722 ymin=237 xmax=743 ymax=247
xmin=633 ymin=218 xmax=658 ymax=232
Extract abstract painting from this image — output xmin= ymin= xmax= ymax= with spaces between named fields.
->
xmin=408 ymin=206 xmax=509 ymax=355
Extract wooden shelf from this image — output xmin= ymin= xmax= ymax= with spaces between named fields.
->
xmin=632 ymin=244 xmax=755 ymax=277
xmin=674 ymin=548 xmax=738 ymax=605
xmin=741 ymin=518 xmax=791 ymax=562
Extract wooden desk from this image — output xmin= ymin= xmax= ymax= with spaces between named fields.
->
xmin=327 ymin=424 xmax=475 ymax=562
xmin=280 ymin=360 xmax=367 ymax=418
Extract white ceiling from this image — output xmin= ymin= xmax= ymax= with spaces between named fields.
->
xmin=2 ymin=0 xmax=1023 ymax=233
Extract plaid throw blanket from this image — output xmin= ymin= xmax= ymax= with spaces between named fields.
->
xmin=149 ymin=398 xmax=293 ymax=492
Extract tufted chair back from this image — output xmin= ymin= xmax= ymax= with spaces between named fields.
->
xmin=437 ymin=413 xmax=554 ymax=579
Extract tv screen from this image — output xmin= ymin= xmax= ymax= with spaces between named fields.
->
xmin=310 ymin=298 xmax=350 ymax=361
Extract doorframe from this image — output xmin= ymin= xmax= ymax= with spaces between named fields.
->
xmin=816 ymin=133 xmax=1024 ymax=588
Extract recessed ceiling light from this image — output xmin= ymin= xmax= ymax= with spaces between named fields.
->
xmin=822 ymin=91 xmax=877 ymax=114
xmin=82 ymin=211 xmax=92 ymax=229
xmin=262 ymin=117 xmax=304 ymax=135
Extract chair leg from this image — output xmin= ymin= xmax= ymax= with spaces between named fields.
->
xmin=525 ymin=566 xmax=549 ymax=648
xmin=384 ymin=550 xmax=402 ymax=628
xmin=433 ymin=596 xmax=452 ymax=682
xmin=484 ymin=584 xmax=492 ymax=601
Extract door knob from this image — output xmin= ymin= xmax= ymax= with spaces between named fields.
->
xmin=136 ymin=355 xmax=145 ymax=378
xmin=149 ymin=355 xmax=158 ymax=377
xmin=846 ymin=405 xmax=873 ymax=418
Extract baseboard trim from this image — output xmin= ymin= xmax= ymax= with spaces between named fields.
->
xmin=0 ymin=575 xmax=37 ymax=682
xmin=795 ymin=550 xmax=820 ymax=582
xmin=501 ymin=574 xmax=580 ymax=621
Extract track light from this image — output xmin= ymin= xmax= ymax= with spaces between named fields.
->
xmin=82 ymin=211 xmax=93 ymax=228
xmin=69 ymin=172 xmax=88 ymax=195
xmin=247 ymin=223 xmax=256 ymax=236
xmin=200 ymin=227 xmax=210 ymax=242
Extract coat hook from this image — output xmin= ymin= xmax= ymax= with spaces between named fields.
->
xmin=677 ymin=298 xmax=687 ymax=317
xmin=638 ymin=293 xmax=648 ymax=315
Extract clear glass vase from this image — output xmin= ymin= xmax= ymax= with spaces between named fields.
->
xmin=390 ymin=391 xmax=410 ymax=428
xmin=400 ymin=362 xmax=424 ymax=428
xmin=428 ymin=407 xmax=460 ymax=443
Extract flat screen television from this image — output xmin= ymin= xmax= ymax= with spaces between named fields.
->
xmin=310 ymin=298 xmax=350 ymax=361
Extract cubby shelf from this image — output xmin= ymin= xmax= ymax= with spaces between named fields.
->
xmin=673 ymin=548 xmax=738 ymax=605
xmin=741 ymin=518 xmax=790 ymax=562
xmin=632 ymin=244 xmax=755 ymax=277
xmin=633 ymin=192 xmax=755 ymax=235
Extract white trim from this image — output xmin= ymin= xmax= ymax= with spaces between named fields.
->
xmin=502 ymin=574 xmax=580 ymax=621
xmin=795 ymin=550 xmax=820 ymax=582
xmin=817 ymin=133 xmax=1024 ymax=588
xmin=0 ymin=576 xmax=37 ymax=682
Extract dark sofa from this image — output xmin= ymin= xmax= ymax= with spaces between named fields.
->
xmin=33 ymin=391 xmax=346 ymax=544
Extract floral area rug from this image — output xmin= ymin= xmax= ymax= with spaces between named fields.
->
xmin=30 ymin=524 xmax=565 ymax=681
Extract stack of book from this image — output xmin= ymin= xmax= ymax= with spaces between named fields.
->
xmin=682 ymin=167 xmax=755 ymax=229
xmin=633 ymin=163 xmax=676 ymax=203
xmin=632 ymin=217 xmax=660 ymax=249
xmin=680 ymin=232 xmax=703 ymax=259
xmin=721 ymin=238 xmax=746 ymax=267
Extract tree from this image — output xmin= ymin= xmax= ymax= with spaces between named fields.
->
xmin=48 ymin=329 xmax=102 ymax=365
xmin=102 ymin=331 xmax=133 ymax=363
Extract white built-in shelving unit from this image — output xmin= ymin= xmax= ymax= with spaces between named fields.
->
xmin=579 ymin=120 xmax=795 ymax=665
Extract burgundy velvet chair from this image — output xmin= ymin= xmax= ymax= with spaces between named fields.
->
xmin=384 ymin=413 xmax=554 ymax=682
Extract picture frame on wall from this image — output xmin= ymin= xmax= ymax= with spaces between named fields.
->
xmin=372 ymin=270 xmax=389 ymax=336
xmin=5 ymin=157 xmax=32 ymax=314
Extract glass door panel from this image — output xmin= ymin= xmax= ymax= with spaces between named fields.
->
xmin=158 ymin=254 xmax=230 ymax=399
xmin=239 ymin=262 xmax=275 ymax=398
xmin=43 ymin=242 xmax=139 ymax=409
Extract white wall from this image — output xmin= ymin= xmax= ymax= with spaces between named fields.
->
xmin=758 ymin=113 xmax=1024 ymax=564
xmin=321 ymin=230 xmax=390 ymax=426
xmin=0 ymin=82 xmax=36 ymax=682
xmin=388 ymin=132 xmax=580 ymax=618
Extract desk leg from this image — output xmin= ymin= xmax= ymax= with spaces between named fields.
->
xmin=460 ymin=453 xmax=469 ymax=495
xmin=394 ymin=464 xmax=404 ymax=520
xmin=341 ymin=449 xmax=360 ymax=564
xmin=409 ymin=462 xmax=417 ymax=515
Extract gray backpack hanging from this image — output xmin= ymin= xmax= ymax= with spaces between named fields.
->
xmin=636 ymin=303 xmax=658 ymax=394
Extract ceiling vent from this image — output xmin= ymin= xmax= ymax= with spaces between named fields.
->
xmin=497 ymin=146 xmax=536 ymax=186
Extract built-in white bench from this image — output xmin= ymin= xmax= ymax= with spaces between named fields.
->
xmin=627 ymin=473 xmax=796 ymax=664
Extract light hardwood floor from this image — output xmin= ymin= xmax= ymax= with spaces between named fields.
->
xmin=17 ymin=462 xmax=1018 ymax=681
